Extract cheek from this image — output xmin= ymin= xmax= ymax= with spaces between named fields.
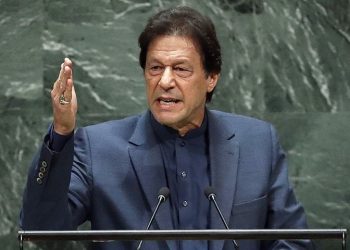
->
xmin=145 ymin=78 xmax=156 ymax=94
xmin=192 ymin=81 xmax=210 ymax=97
xmin=145 ymin=82 xmax=153 ymax=104
xmin=184 ymin=87 xmax=204 ymax=106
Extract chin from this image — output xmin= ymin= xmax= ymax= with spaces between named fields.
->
xmin=152 ymin=112 xmax=180 ymax=127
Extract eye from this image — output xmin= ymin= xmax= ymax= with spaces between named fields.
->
xmin=148 ymin=65 xmax=164 ymax=75
xmin=174 ymin=66 xmax=192 ymax=77
xmin=174 ymin=67 xmax=186 ymax=71
xmin=151 ymin=66 xmax=162 ymax=70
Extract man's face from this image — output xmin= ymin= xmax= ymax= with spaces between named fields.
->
xmin=144 ymin=35 xmax=218 ymax=134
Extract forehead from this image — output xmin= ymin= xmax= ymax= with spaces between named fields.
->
xmin=146 ymin=35 xmax=201 ymax=62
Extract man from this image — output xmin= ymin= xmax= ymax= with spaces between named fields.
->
xmin=20 ymin=6 xmax=313 ymax=250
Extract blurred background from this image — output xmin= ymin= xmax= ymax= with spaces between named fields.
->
xmin=0 ymin=0 xmax=349 ymax=249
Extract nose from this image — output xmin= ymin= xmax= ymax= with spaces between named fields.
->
xmin=159 ymin=66 xmax=175 ymax=90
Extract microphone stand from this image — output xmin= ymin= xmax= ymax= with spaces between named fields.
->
xmin=136 ymin=187 xmax=169 ymax=250
xmin=206 ymin=187 xmax=239 ymax=250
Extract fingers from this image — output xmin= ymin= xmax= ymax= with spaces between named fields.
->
xmin=63 ymin=62 xmax=73 ymax=103
xmin=64 ymin=57 xmax=72 ymax=68
xmin=64 ymin=76 xmax=73 ymax=102
xmin=51 ymin=63 xmax=64 ymax=95
xmin=52 ymin=58 xmax=73 ymax=103
xmin=51 ymin=58 xmax=77 ymax=135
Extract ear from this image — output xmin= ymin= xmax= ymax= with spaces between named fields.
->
xmin=206 ymin=73 xmax=219 ymax=93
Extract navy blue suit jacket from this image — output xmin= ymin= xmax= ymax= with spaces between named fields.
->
xmin=20 ymin=110 xmax=312 ymax=249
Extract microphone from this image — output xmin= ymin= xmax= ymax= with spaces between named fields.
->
xmin=204 ymin=186 xmax=239 ymax=250
xmin=136 ymin=187 xmax=170 ymax=250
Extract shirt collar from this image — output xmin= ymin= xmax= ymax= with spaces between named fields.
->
xmin=150 ymin=109 xmax=208 ymax=142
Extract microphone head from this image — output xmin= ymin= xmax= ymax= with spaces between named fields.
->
xmin=204 ymin=186 xmax=216 ymax=200
xmin=158 ymin=187 xmax=170 ymax=201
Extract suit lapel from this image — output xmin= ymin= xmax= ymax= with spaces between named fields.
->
xmin=208 ymin=111 xmax=240 ymax=250
xmin=128 ymin=112 xmax=176 ymax=250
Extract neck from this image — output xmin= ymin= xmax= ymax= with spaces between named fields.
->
xmin=174 ymin=111 xmax=206 ymax=137
xmin=177 ymin=124 xmax=200 ymax=137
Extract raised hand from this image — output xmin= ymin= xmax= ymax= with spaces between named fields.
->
xmin=51 ymin=58 xmax=77 ymax=135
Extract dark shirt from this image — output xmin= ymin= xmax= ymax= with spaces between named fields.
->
xmin=150 ymin=113 xmax=210 ymax=250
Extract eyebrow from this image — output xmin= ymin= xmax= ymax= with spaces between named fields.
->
xmin=146 ymin=58 xmax=192 ymax=65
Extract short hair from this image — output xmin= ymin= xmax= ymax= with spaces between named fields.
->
xmin=138 ymin=6 xmax=221 ymax=102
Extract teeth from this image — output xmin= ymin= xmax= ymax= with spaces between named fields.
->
xmin=160 ymin=100 xmax=175 ymax=104
xmin=159 ymin=98 xmax=177 ymax=103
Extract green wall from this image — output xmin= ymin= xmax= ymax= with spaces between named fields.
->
xmin=0 ymin=0 xmax=349 ymax=249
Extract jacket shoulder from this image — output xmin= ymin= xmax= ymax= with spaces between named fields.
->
xmin=209 ymin=110 xmax=272 ymax=128
xmin=80 ymin=113 xmax=144 ymax=139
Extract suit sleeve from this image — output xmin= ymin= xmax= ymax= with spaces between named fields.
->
xmin=262 ymin=125 xmax=314 ymax=249
xmin=20 ymin=127 xmax=92 ymax=230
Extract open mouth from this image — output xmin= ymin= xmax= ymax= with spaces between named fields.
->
xmin=158 ymin=97 xmax=180 ymax=104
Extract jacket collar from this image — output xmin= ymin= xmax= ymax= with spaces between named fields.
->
xmin=128 ymin=111 xmax=176 ymax=249
xmin=207 ymin=110 xmax=240 ymax=250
